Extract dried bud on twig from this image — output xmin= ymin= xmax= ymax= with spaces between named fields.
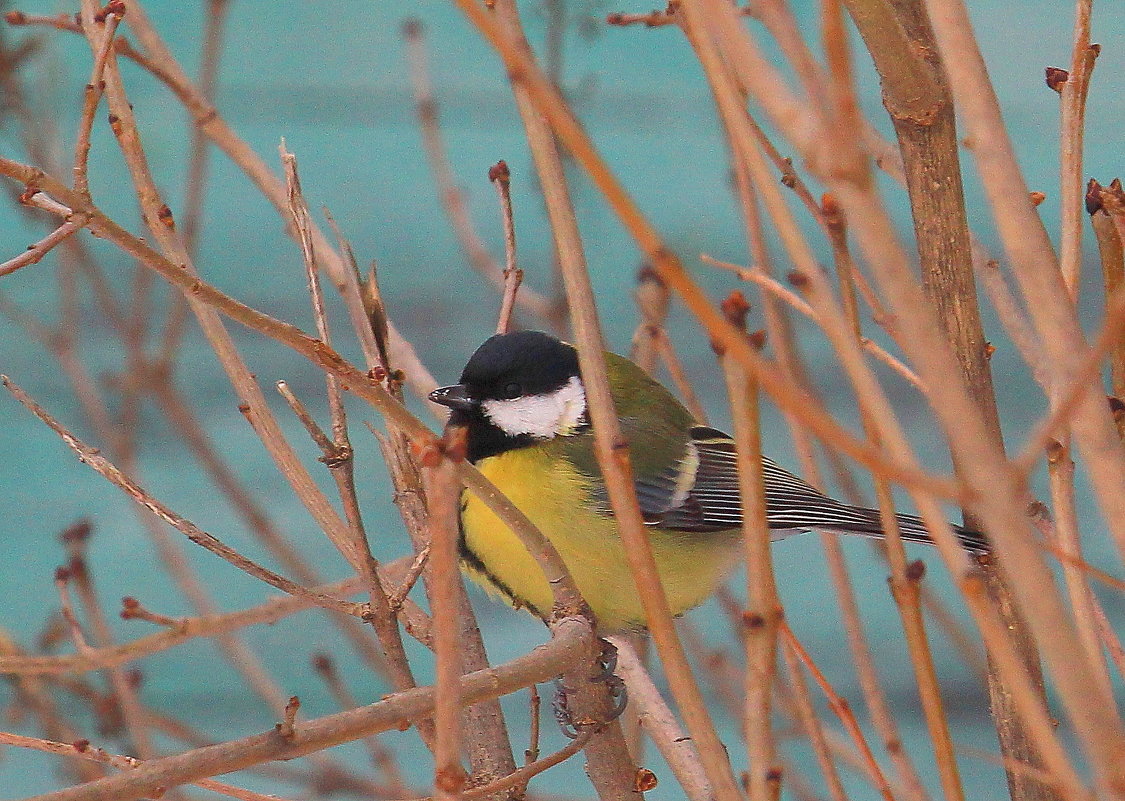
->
xmin=488 ymin=159 xmax=510 ymax=184
xmin=711 ymin=291 xmax=752 ymax=355
xmin=95 ymin=1 xmax=126 ymax=23
xmin=821 ymin=192 xmax=845 ymax=232
xmin=61 ymin=519 xmax=93 ymax=546
xmin=634 ymin=768 xmax=659 ymax=792
xmin=1086 ymin=178 xmax=1104 ymax=215
xmin=1044 ymin=67 xmax=1069 ymax=93
xmin=125 ymin=668 xmax=143 ymax=689
xmin=721 ymin=290 xmax=751 ymax=330
xmin=1100 ymin=179 xmax=1125 ymax=217
xmin=441 ymin=425 xmax=469 ymax=463
xmin=413 ymin=441 xmax=443 ymax=469
xmin=436 ymin=765 xmax=469 ymax=793
xmin=120 ymin=597 xmax=141 ymax=619
xmin=634 ymin=263 xmax=669 ymax=325
xmin=311 ymin=653 xmax=334 ymax=676
xmin=742 ymin=611 xmax=766 ymax=630
xmin=277 ymin=696 xmax=300 ymax=741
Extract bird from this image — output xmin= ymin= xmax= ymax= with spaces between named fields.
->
xmin=429 ymin=330 xmax=988 ymax=632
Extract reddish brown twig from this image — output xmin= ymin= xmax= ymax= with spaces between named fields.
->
xmin=0 ymin=216 xmax=85 ymax=277
xmin=1055 ymin=2 xmax=1099 ymax=298
xmin=780 ymin=623 xmax=894 ymax=801
xmin=490 ymin=159 xmax=523 ymax=335
xmin=72 ymin=6 xmax=122 ymax=196
xmin=422 ymin=450 xmax=468 ymax=798
xmin=402 ymin=18 xmax=558 ymax=331
xmin=3 ymin=376 xmax=362 ymax=618
xmin=0 ymin=731 xmax=297 ymax=801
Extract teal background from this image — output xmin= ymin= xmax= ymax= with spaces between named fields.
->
xmin=1 ymin=0 xmax=1123 ymax=797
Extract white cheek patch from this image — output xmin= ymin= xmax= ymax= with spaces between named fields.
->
xmin=481 ymin=376 xmax=587 ymax=439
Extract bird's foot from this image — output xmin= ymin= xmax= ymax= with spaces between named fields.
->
xmin=590 ymin=638 xmax=618 ymax=682
xmin=551 ymin=640 xmax=628 ymax=739
xmin=604 ymin=673 xmax=629 ymax=721
xmin=551 ymin=679 xmax=581 ymax=739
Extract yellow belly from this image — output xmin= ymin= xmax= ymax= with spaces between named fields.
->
xmin=461 ymin=447 xmax=740 ymax=631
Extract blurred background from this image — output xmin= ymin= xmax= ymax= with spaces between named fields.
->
xmin=0 ymin=0 xmax=1123 ymax=796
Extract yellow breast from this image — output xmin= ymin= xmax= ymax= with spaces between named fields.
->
xmin=460 ymin=447 xmax=740 ymax=631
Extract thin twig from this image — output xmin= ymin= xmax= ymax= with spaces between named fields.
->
xmin=861 ymin=338 xmax=926 ymax=393
xmin=1056 ymin=1 xmax=1098 ymax=298
xmin=3 ymin=376 xmax=362 ymax=617
xmin=1044 ymin=441 xmax=1114 ymax=704
xmin=1092 ymin=603 xmax=1125 ymax=683
xmin=780 ymin=624 xmax=894 ymax=801
xmin=0 ymin=732 xmax=298 ymax=801
xmin=0 ymin=216 xmax=84 ymax=277
xmin=716 ymin=293 xmax=782 ymax=801
xmin=974 ymin=252 xmax=1047 ymax=388
xmin=1089 ymin=181 xmax=1125 ymax=403
xmin=387 ymin=545 xmax=431 ymax=611
xmin=276 ymin=381 xmax=336 ymax=456
xmin=61 ymin=526 xmax=161 ymax=763
xmin=72 ymin=5 xmax=123 ymax=197
xmin=459 ymin=731 xmax=592 ymax=799
xmin=490 ymin=159 xmax=522 ymax=335
xmin=1013 ymin=274 xmax=1125 ymax=474
xmin=401 ymin=17 xmax=558 ymax=330
xmin=608 ymin=636 xmax=714 ymax=801
xmin=525 ymin=685 xmax=541 ymax=766
xmin=654 ymin=330 xmax=708 ymax=423
xmin=778 ymin=634 xmax=850 ymax=801
xmin=313 ymin=654 xmax=410 ymax=794
xmin=423 ymin=450 xmax=468 ymax=798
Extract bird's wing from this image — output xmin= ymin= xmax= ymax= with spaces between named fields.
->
xmin=584 ymin=423 xmax=989 ymax=551
xmin=649 ymin=428 xmax=990 ymax=553
xmin=650 ymin=426 xmax=884 ymax=533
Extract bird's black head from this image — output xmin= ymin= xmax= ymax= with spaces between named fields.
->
xmin=457 ymin=330 xmax=580 ymax=401
xmin=429 ymin=331 xmax=586 ymax=462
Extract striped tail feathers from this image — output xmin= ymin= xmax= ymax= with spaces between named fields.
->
xmin=658 ymin=427 xmax=992 ymax=554
xmin=891 ymin=510 xmax=990 ymax=554
xmin=821 ymin=504 xmax=991 ymax=555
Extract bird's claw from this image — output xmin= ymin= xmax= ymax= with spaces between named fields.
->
xmin=551 ymin=640 xmax=628 ymax=739
xmin=552 ymin=678 xmax=582 ymax=739
xmin=604 ymin=673 xmax=628 ymax=721
xmin=590 ymin=639 xmax=618 ymax=682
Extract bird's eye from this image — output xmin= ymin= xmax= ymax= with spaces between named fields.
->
xmin=502 ymin=382 xmax=522 ymax=399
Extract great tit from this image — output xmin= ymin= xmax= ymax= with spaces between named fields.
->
xmin=430 ymin=330 xmax=987 ymax=631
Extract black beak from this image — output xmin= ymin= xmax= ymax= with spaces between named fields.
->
xmin=429 ymin=384 xmax=478 ymax=411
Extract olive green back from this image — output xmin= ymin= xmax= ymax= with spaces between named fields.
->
xmin=547 ymin=351 xmax=695 ymax=483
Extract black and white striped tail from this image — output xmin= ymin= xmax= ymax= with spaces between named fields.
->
xmin=802 ymin=506 xmax=991 ymax=554
xmin=684 ymin=427 xmax=991 ymax=554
